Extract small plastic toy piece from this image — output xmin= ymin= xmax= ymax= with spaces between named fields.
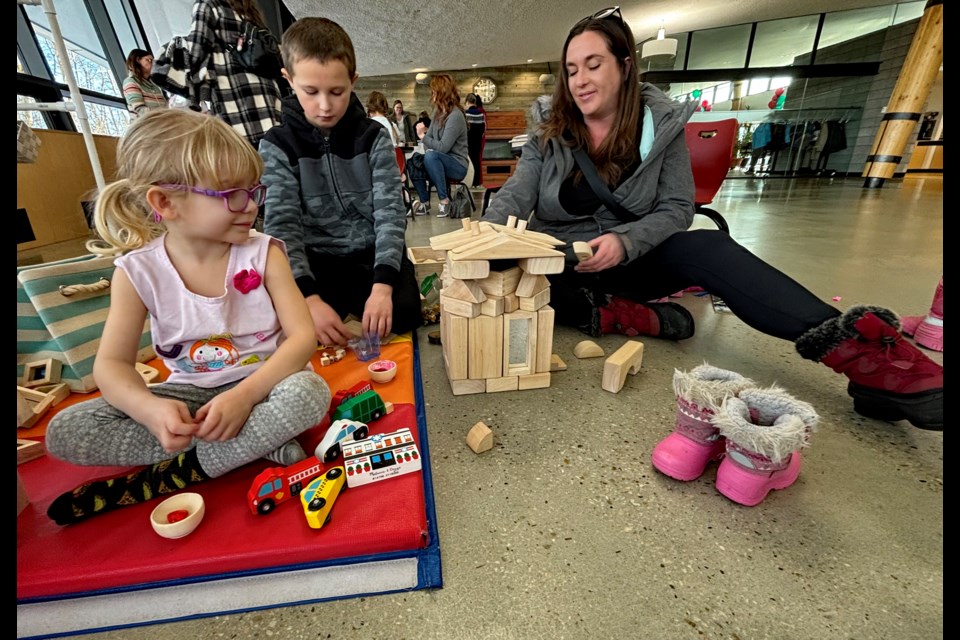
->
xmin=247 ymin=456 xmax=324 ymax=515
xmin=466 ymin=421 xmax=494 ymax=453
xmin=314 ymin=419 xmax=370 ymax=463
xmin=319 ymin=346 xmax=347 ymax=366
xmin=300 ymin=466 xmax=346 ymax=529
xmin=342 ymin=428 xmax=421 ymax=488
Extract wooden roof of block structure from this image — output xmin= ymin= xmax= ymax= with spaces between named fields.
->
xmin=429 ymin=217 xmax=566 ymax=273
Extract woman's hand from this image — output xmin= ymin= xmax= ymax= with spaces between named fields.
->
xmin=194 ymin=387 xmax=255 ymax=443
xmin=416 ymin=122 xmax=427 ymax=139
xmin=306 ymin=295 xmax=352 ymax=346
xmin=363 ymin=283 xmax=394 ymax=339
xmin=574 ymin=234 xmax=625 ymax=273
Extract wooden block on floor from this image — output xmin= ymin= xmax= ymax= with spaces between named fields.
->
xmin=535 ymin=306 xmax=555 ymax=373
xmin=440 ymin=294 xmax=481 ymax=318
xmin=17 ymin=438 xmax=44 ymax=465
xmin=517 ymin=256 xmax=565 ymax=275
xmin=516 ymin=272 xmax=550 ymax=298
xmin=443 ymin=278 xmax=487 ymax=303
xmin=31 ymin=383 xmax=70 ymax=406
xmin=602 ymin=340 xmax=645 ymax=393
xmin=18 ymin=471 xmax=29 ymax=516
xmin=21 ymin=358 xmax=62 ymax=388
xmin=518 ymin=287 xmax=550 ymax=311
xmin=466 ymin=421 xmax=494 ymax=453
xmin=573 ymin=340 xmax=604 ymax=359
xmin=480 ymin=295 xmax=505 ymax=317
xmin=486 ymin=376 xmax=519 ymax=393
xmin=468 ymin=315 xmax=504 ymax=379
xmin=441 ymin=312 xmax=469 ymax=380
xmin=449 ymin=378 xmax=486 ymax=396
xmin=476 ymin=266 xmax=522 ymax=296
xmin=17 ymin=389 xmax=34 ymax=428
xmin=549 ymin=354 xmax=567 ymax=371
xmin=502 ymin=310 xmax=538 ymax=377
xmin=518 ymin=372 xmax=551 ymax=390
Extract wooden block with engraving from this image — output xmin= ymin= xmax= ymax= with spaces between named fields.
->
xmin=602 ymin=341 xmax=645 ymax=393
xmin=466 ymin=421 xmax=494 ymax=453
xmin=468 ymin=315 xmax=504 ymax=379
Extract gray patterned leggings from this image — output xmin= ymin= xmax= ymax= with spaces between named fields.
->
xmin=46 ymin=371 xmax=330 ymax=478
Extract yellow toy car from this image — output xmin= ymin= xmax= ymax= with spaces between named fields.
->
xmin=299 ymin=466 xmax=346 ymax=530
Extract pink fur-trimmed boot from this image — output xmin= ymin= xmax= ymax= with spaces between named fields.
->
xmin=651 ymin=364 xmax=755 ymax=481
xmin=712 ymin=387 xmax=819 ymax=507
xmin=901 ymin=277 xmax=943 ymax=352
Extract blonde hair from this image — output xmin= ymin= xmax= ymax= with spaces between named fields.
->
xmin=88 ymin=109 xmax=263 ymax=254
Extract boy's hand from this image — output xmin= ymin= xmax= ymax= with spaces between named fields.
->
xmin=144 ymin=397 xmax=197 ymax=453
xmin=363 ymin=283 xmax=394 ymax=338
xmin=194 ymin=388 xmax=254 ymax=443
xmin=306 ymin=295 xmax=353 ymax=346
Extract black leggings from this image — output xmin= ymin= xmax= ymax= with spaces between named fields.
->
xmin=549 ymin=229 xmax=840 ymax=341
xmin=307 ymin=250 xmax=422 ymax=335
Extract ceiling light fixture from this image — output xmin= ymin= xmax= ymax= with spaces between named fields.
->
xmin=415 ymin=72 xmax=429 ymax=84
xmin=641 ymin=23 xmax=678 ymax=59
xmin=538 ymin=62 xmax=556 ymax=85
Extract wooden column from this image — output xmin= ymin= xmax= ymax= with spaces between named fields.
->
xmin=862 ymin=0 xmax=943 ymax=188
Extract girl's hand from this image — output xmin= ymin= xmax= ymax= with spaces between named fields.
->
xmin=194 ymin=388 xmax=254 ymax=443
xmin=306 ymin=295 xmax=353 ymax=346
xmin=145 ymin=397 xmax=198 ymax=453
xmin=363 ymin=284 xmax=394 ymax=339
xmin=574 ymin=234 xmax=625 ymax=273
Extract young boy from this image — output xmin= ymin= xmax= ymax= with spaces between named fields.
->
xmin=260 ymin=18 xmax=420 ymax=347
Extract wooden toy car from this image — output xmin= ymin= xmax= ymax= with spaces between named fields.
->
xmin=247 ymin=456 xmax=323 ymax=515
xmin=300 ymin=466 xmax=346 ymax=530
xmin=314 ymin=419 xmax=369 ymax=463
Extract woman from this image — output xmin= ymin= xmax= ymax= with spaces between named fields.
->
xmin=464 ymin=93 xmax=487 ymax=187
xmin=122 ymin=49 xmax=167 ymax=118
xmin=391 ymin=100 xmax=417 ymax=146
xmin=411 ymin=74 xmax=469 ymax=218
xmin=367 ymin=91 xmax=401 ymax=146
xmin=481 ymin=8 xmax=942 ymax=431
xmin=183 ymin=0 xmax=282 ymax=147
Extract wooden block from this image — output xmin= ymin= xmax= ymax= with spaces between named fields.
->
xmin=486 ymin=376 xmax=519 ymax=393
xmin=135 ymin=362 xmax=160 ymax=384
xmin=518 ymin=256 xmax=565 ymax=275
xmin=440 ymin=294 xmax=481 ymax=318
xmin=502 ymin=310 xmax=538 ymax=377
xmin=549 ymin=354 xmax=567 ymax=371
xmin=480 ymin=294 xmax=505 ymax=317
xmin=516 ymin=272 xmax=550 ymax=298
xmin=503 ymin=293 xmax=520 ymax=313
xmin=518 ymin=287 xmax=550 ymax=311
xmin=468 ymin=315 xmax=504 ymax=379
xmin=466 ymin=421 xmax=494 ymax=453
xmin=443 ymin=278 xmax=487 ymax=303
xmin=17 ymin=390 xmax=34 ymax=428
xmin=32 ymin=383 xmax=70 ymax=406
xmin=476 ymin=267 xmax=522 ymax=296
xmin=602 ymin=341 xmax=645 ymax=393
xmin=18 ymin=472 xmax=30 ymax=516
xmin=17 ymin=387 xmax=57 ymax=429
xmin=573 ymin=340 xmax=604 ymax=359
xmin=407 ymin=246 xmax=447 ymax=282
xmin=535 ymin=306 xmax=555 ymax=373
xmin=518 ymin=372 xmax=551 ymax=390
xmin=441 ymin=312 xmax=469 ymax=380
xmin=449 ymin=378 xmax=486 ymax=396
xmin=572 ymin=241 xmax=593 ymax=262
xmin=17 ymin=438 xmax=44 ymax=465
xmin=446 ymin=257 xmax=490 ymax=280
xmin=22 ymin=358 xmax=62 ymax=388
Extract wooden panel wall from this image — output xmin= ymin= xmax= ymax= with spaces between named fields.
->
xmin=17 ymin=130 xmax=119 ymax=250
xmin=355 ymin=62 xmax=559 ymax=123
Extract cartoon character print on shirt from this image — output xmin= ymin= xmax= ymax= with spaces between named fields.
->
xmin=170 ymin=334 xmax=240 ymax=374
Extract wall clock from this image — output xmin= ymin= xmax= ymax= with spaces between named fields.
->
xmin=473 ymin=77 xmax=497 ymax=105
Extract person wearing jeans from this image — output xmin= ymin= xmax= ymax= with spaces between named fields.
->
xmin=411 ymin=74 xmax=469 ymax=217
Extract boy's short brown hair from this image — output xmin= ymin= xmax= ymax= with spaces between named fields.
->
xmin=281 ymin=17 xmax=356 ymax=77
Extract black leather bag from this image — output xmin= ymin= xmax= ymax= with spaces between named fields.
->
xmin=226 ymin=21 xmax=283 ymax=80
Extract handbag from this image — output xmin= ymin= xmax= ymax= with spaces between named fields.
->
xmin=17 ymin=254 xmax=154 ymax=393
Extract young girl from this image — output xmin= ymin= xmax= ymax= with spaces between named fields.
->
xmin=45 ymin=109 xmax=330 ymax=525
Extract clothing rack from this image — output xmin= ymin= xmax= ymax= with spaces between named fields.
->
xmin=16 ymin=0 xmax=105 ymax=190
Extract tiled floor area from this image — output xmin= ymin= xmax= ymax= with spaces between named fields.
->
xmin=24 ymin=176 xmax=943 ymax=640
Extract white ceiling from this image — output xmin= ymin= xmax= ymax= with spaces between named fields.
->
xmin=284 ymin=0 xmax=908 ymax=77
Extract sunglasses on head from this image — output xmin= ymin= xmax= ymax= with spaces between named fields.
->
xmin=573 ymin=6 xmax=623 ymax=30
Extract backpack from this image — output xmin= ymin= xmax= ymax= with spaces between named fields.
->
xmin=448 ymin=185 xmax=473 ymax=219
xmin=226 ymin=20 xmax=283 ymax=80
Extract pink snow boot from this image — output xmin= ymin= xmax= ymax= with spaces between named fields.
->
xmin=712 ymin=387 xmax=819 ymax=507
xmin=901 ymin=277 xmax=942 ymax=352
xmin=651 ymin=364 xmax=755 ymax=481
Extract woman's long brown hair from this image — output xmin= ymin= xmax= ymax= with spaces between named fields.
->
xmin=541 ymin=16 xmax=643 ymax=185
xmin=429 ymin=74 xmax=462 ymax=129
xmin=228 ymin=0 xmax=267 ymax=28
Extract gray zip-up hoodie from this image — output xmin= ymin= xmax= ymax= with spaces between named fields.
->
xmin=483 ymin=83 xmax=696 ymax=263
xmin=421 ymin=107 xmax=469 ymax=169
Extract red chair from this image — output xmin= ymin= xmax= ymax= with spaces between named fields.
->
xmin=684 ymin=119 xmax=736 ymax=234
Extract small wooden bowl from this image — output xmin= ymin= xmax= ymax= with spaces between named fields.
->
xmin=150 ymin=492 xmax=205 ymax=539
xmin=368 ymin=359 xmax=398 ymax=384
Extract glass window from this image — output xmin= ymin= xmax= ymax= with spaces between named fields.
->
xmin=18 ymin=96 xmax=50 ymax=131
xmin=714 ymin=82 xmax=732 ymax=105
xmin=748 ymin=77 xmax=770 ymax=96
xmin=817 ymin=5 xmax=896 ymax=63
xmin=133 ymin=0 xmax=195 ymax=54
xmin=70 ymin=101 xmax=130 ymax=137
xmin=104 ymin=0 xmax=141 ymax=58
xmin=23 ymin=1 xmax=120 ymax=97
xmin=688 ymin=24 xmax=751 ymax=70
xmin=749 ymin=15 xmax=820 ymax=68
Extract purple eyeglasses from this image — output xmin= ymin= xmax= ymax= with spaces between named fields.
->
xmin=157 ymin=183 xmax=267 ymax=212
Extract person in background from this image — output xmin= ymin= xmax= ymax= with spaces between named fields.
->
xmin=411 ymin=74 xmax=469 ymax=218
xmin=480 ymin=8 xmax=942 ymax=433
xmin=261 ymin=17 xmax=421 ymax=346
xmin=183 ymin=0 xmax=282 ymax=148
xmin=44 ymin=110 xmax=330 ymax=525
xmin=367 ymin=91 xmax=401 ymax=146
xmin=391 ymin=99 xmax=417 ymax=146
xmin=415 ymin=110 xmax=432 ymax=131
xmin=464 ymin=92 xmax=487 ymax=187
xmin=122 ymin=49 xmax=168 ymax=118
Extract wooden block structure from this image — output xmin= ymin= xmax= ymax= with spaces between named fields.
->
xmin=431 ymin=218 xmax=565 ymax=395
xmin=466 ymin=421 xmax=494 ymax=453
xmin=601 ymin=341 xmax=645 ymax=393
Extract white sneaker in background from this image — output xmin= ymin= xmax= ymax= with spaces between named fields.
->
xmin=436 ymin=202 xmax=449 ymax=218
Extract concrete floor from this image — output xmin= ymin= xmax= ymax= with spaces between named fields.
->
xmin=26 ymin=176 xmax=942 ymax=640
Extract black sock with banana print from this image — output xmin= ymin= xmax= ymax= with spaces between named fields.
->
xmin=47 ymin=448 xmax=210 ymax=525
